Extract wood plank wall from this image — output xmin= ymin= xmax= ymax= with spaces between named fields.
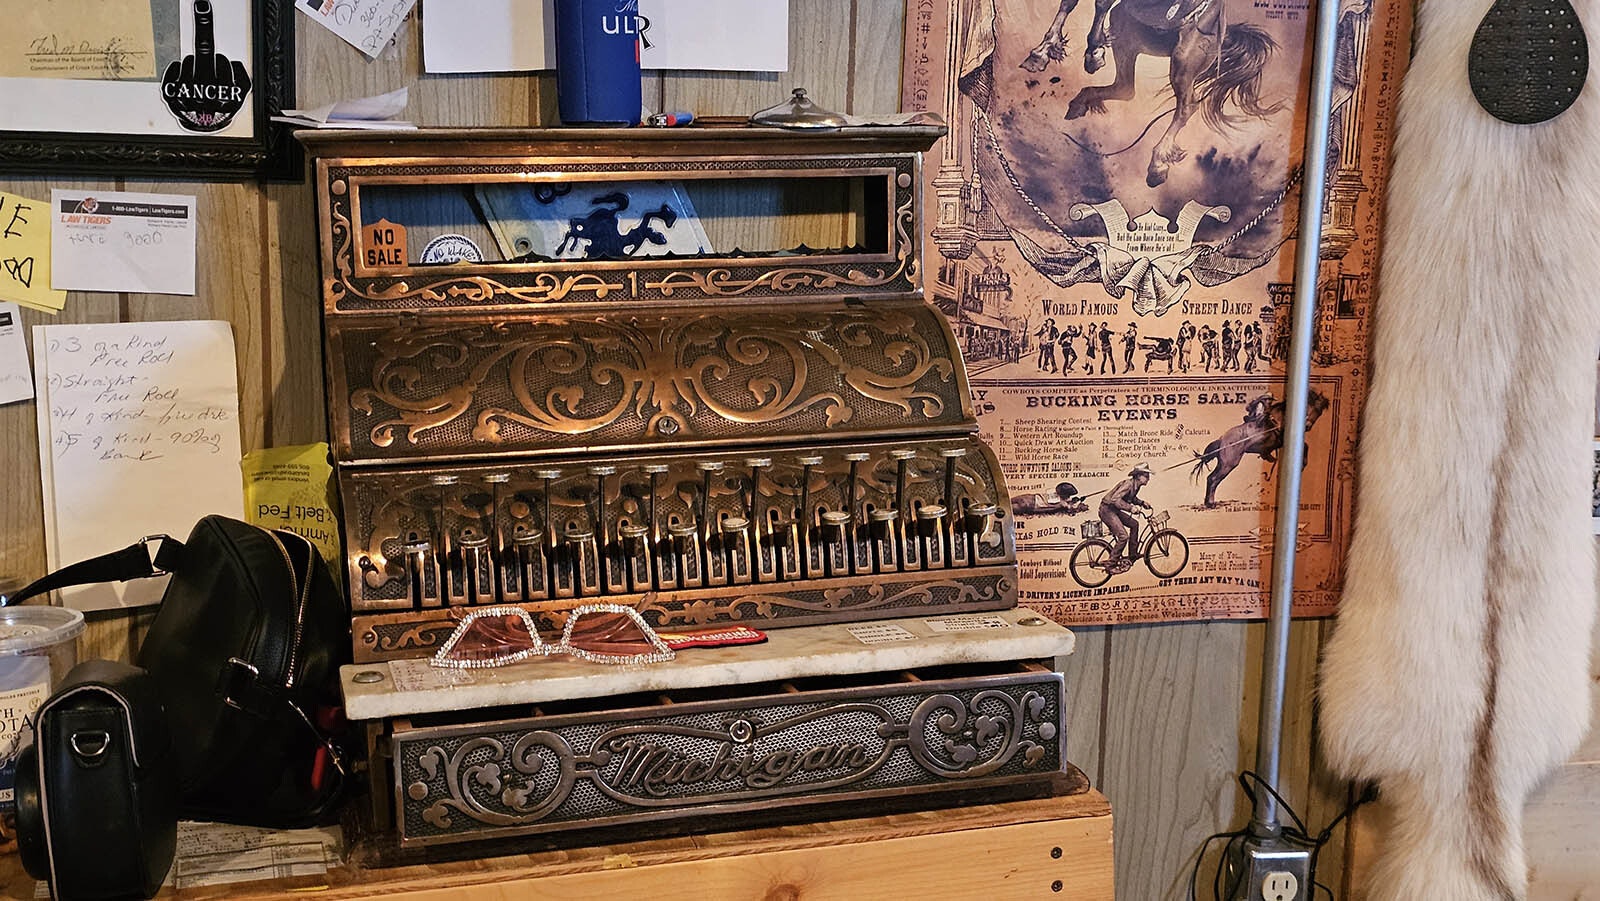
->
xmin=0 ymin=3 xmax=1353 ymax=898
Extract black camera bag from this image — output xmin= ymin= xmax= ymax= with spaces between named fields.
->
xmin=16 ymin=660 xmax=177 ymax=900
xmin=6 ymin=515 xmax=350 ymax=828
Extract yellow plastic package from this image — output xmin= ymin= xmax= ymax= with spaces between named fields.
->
xmin=241 ymin=443 xmax=342 ymax=589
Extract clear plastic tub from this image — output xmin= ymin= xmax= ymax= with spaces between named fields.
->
xmin=0 ymin=605 xmax=85 ymax=835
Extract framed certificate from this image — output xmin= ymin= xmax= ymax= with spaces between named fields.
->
xmin=0 ymin=0 xmax=296 ymax=180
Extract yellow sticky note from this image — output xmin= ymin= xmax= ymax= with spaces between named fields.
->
xmin=0 ymin=192 xmax=66 ymax=312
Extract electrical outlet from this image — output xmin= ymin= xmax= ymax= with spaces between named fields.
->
xmin=1263 ymin=870 xmax=1299 ymax=901
xmin=1226 ymin=838 xmax=1311 ymax=901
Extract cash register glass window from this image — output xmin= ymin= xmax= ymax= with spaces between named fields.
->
xmin=351 ymin=174 xmax=893 ymax=270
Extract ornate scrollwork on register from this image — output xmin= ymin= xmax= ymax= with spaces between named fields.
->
xmin=392 ymin=674 xmax=1063 ymax=846
xmin=330 ymin=304 xmax=968 ymax=461
xmin=304 ymin=127 xmax=1023 ymax=663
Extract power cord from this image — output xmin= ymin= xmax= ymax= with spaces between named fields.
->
xmin=1187 ymin=772 xmax=1377 ymax=901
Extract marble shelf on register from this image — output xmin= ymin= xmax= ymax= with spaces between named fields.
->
xmin=341 ymin=608 xmax=1074 ymax=721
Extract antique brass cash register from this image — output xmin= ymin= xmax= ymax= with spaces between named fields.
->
xmin=301 ymin=125 xmax=1079 ymax=854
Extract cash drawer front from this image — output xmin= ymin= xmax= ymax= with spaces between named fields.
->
xmin=390 ymin=668 xmax=1066 ymax=847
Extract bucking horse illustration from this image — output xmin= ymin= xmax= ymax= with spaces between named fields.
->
xmin=1191 ymin=390 xmax=1329 ymax=507
xmin=558 ymin=192 xmax=679 ymax=259
xmin=1022 ymin=0 xmax=1284 ymax=187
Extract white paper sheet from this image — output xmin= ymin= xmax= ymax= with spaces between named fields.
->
xmin=34 ymin=342 xmax=57 ymax=600
xmin=845 ymin=623 xmax=916 ymax=645
xmin=50 ymin=189 xmax=197 ymax=295
xmin=388 ymin=658 xmax=475 ymax=692
xmin=0 ymin=303 xmax=33 ymax=405
xmin=299 ymin=0 xmax=418 ymax=59
xmin=272 ymin=86 xmax=414 ymax=129
xmin=170 ymin=821 xmax=342 ymax=889
xmin=638 ymin=0 xmax=788 ymax=71
xmin=33 ymin=321 xmax=244 ymax=611
xmin=422 ymin=0 xmax=788 ymax=74
xmin=33 ymin=822 xmax=346 ymax=897
xmin=422 ymin=0 xmax=555 ymax=74
xmin=923 ymin=614 xmax=1013 ymax=633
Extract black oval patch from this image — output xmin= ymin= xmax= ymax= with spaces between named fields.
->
xmin=1469 ymin=0 xmax=1589 ymax=125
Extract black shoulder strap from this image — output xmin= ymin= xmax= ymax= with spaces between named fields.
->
xmin=2 ymin=536 xmax=185 ymax=607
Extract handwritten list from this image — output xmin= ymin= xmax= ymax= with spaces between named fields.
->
xmin=33 ymin=321 xmax=244 ymax=610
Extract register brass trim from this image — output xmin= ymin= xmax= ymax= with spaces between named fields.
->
xmin=317 ymin=154 xmax=921 ymax=311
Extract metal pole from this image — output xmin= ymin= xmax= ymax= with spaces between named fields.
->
xmin=1250 ymin=0 xmax=1342 ymax=837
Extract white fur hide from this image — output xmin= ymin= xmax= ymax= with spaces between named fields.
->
xmin=1317 ymin=1 xmax=1600 ymax=898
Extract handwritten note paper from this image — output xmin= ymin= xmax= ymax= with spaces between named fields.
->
xmin=33 ymin=321 xmax=244 ymax=611
xmin=51 ymin=189 xmax=197 ymax=295
xmin=299 ymin=0 xmax=418 ymax=59
xmin=0 ymin=192 xmax=66 ymax=313
xmin=0 ymin=303 xmax=33 ymax=405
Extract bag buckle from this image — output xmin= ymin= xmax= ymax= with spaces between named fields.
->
xmin=222 ymin=657 xmax=265 ymax=714
xmin=140 ymin=535 xmax=170 ymax=577
xmin=69 ymin=730 xmax=111 ymax=762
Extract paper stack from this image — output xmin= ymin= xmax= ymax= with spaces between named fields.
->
xmin=272 ymin=88 xmax=416 ymax=130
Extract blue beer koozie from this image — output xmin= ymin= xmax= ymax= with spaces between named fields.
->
xmin=554 ymin=0 xmax=643 ymax=126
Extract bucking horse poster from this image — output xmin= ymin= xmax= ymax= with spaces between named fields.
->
xmin=904 ymin=0 xmax=1410 ymax=622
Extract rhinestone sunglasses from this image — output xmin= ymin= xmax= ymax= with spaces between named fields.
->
xmin=432 ymin=603 xmax=676 ymax=668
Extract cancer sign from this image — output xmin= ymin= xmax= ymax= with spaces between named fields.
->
xmin=160 ymin=0 xmax=252 ymax=133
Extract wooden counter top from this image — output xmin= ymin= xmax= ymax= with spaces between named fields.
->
xmin=2 ymin=787 xmax=1112 ymax=900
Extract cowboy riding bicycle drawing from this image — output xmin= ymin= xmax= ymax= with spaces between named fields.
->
xmin=1069 ymin=463 xmax=1191 ymax=588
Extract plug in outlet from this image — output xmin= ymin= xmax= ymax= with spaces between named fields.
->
xmin=1263 ymin=871 xmax=1299 ymax=901
xmin=1226 ymin=839 xmax=1310 ymax=901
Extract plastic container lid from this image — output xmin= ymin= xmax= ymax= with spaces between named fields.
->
xmin=0 ymin=606 xmax=86 ymax=656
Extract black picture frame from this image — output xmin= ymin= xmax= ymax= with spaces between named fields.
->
xmin=0 ymin=0 xmax=298 ymax=181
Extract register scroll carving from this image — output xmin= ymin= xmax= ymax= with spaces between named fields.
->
xmin=344 ymin=308 xmax=958 ymax=454
xmin=397 ymin=680 xmax=1061 ymax=839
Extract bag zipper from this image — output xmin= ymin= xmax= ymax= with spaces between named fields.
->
xmin=226 ymin=524 xmax=295 ymax=690
xmin=267 ymin=530 xmax=314 ymax=689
